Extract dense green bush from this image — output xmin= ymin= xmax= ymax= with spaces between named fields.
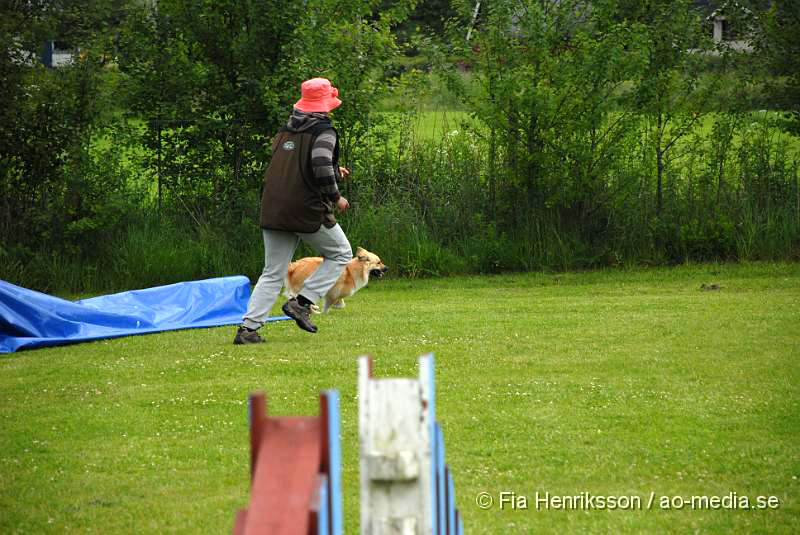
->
xmin=1 ymin=0 xmax=798 ymax=293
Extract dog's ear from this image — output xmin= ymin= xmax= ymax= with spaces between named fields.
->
xmin=356 ymin=247 xmax=368 ymax=262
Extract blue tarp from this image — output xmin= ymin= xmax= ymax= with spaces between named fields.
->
xmin=0 ymin=276 xmax=286 ymax=353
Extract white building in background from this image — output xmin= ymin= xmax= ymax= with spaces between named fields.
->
xmin=41 ymin=41 xmax=75 ymax=67
xmin=707 ymin=1 xmax=755 ymax=53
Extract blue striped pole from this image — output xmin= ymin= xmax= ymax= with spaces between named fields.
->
xmin=323 ymin=390 xmax=343 ymax=535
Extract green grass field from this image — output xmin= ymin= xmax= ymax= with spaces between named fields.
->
xmin=388 ymin=108 xmax=800 ymax=151
xmin=1 ymin=263 xmax=799 ymax=533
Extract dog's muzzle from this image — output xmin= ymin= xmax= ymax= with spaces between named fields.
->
xmin=370 ymin=267 xmax=388 ymax=278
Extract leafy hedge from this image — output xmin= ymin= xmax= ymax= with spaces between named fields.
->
xmin=1 ymin=0 xmax=798 ymax=292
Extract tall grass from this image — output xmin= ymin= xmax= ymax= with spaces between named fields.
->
xmin=2 ymin=108 xmax=798 ymax=294
xmin=1 ymin=216 xmax=266 ymax=295
xmin=342 ymin=109 xmax=799 ymax=277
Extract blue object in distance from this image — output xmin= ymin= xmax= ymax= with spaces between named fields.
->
xmin=0 ymin=276 xmax=287 ymax=353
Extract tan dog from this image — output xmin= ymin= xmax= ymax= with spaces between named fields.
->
xmin=285 ymin=247 xmax=388 ymax=313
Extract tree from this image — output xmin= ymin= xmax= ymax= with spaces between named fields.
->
xmin=445 ymin=0 xmax=647 ymax=243
xmin=0 ymin=0 xmax=123 ymax=260
xmin=608 ymin=0 xmax=720 ymax=216
xmin=746 ymin=0 xmax=800 ymax=135
xmin=117 ymin=0 xmax=418 ymax=223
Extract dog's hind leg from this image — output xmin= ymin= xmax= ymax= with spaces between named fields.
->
xmin=322 ymin=296 xmax=343 ymax=313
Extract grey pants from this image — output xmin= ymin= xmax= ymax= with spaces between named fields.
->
xmin=242 ymin=225 xmax=352 ymax=330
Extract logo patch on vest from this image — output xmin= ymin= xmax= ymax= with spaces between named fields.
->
xmin=282 ymin=141 xmax=295 ymax=151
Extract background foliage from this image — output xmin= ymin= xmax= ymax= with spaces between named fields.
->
xmin=1 ymin=0 xmax=798 ymax=292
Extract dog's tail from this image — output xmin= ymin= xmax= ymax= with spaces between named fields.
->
xmin=283 ymin=261 xmax=298 ymax=299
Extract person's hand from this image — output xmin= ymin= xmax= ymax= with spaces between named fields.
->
xmin=338 ymin=166 xmax=350 ymax=180
xmin=336 ymin=196 xmax=349 ymax=213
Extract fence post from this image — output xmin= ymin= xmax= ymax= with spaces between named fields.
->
xmin=359 ymin=354 xmax=463 ymax=535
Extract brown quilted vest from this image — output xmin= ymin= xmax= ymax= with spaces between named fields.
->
xmin=259 ymin=122 xmax=338 ymax=233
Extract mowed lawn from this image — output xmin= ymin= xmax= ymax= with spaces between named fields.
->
xmin=1 ymin=263 xmax=799 ymax=534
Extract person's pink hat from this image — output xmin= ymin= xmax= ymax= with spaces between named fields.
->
xmin=294 ymin=78 xmax=342 ymax=113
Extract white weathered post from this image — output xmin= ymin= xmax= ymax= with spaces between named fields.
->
xmin=359 ymin=354 xmax=437 ymax=535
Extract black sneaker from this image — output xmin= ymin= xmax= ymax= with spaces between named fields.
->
xmin=233 ymin=326 xmax=265 ymax=345
xmin=282 ymin=298 xmax=318 ymax=333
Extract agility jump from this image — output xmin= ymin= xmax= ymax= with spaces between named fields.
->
xmin=234 ymin=354 xmax=462 ymax=535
